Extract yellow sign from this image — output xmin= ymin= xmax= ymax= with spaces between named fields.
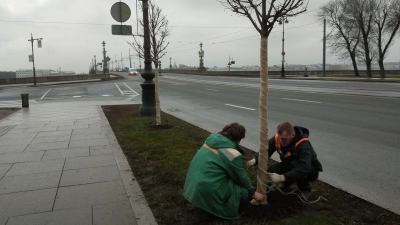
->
xmin=29 ymin=55 xmax=33 ymax=62
xmin=38 ymin=39 xmax=42 ymax=48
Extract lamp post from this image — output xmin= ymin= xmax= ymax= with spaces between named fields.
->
xmin=28 ymin=34 xmax=43 ymax=86
xmin=198 ymin=43 xmax=205 ymax=72
xmin=278 ymin=16 xmax=289 ymax=78
xmin=139 ymin=0 xmax=156 ymax=116
xmin=94 ymin=55 xmax=97 ymax=74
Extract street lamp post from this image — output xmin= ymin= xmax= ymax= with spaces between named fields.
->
xmin=198 ymin=43 xmax=205 ymax=72
xmin=139 ymin=0 xmax=156 ymax=116
xmin=278 ymin=16 xmax=289 ymax=78
xmin=170 ymin=57 xmax=172 ymax=71
xmin=28 ymin=34 xmax=42 ymax=86
xmin=94 ymin=55 xmax=97 ymax=74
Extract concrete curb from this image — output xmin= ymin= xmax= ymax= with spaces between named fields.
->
xmin=97 ymin=105 xmax=158 ymax=225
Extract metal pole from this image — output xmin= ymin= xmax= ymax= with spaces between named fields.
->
xmin=129 ymin=49 xmax=132 ymax=68
xmin=229 ymin=55 xmax=231 ymax=72
xmin=121 ymin=52 xmax=123 ymax=71
xmin=94 ymin=55 xmax=96 ymax=74
xmin=323 ymin=18 xmax=326 ymax=77
xmin=30 ymin=34 xmax=37 ymax=86
xmin=281 ymin=19 xmax=285 ymax=78
xmin=139 ymin=0 xmax=156 ymax=116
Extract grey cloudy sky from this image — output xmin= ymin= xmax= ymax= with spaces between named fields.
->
xmin=0 ymin=0 xmax=399 ymax=73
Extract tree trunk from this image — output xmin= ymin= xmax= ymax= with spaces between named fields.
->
xmin=378 ymin=58 xmax=385 ymax=79
xmin=251 ymin=37 xmax=269 ymax=205
xmin=155 ymin=69 xmax=161 ymax=125
xmin=350 ymin=53 xmax=360 ymax=77
xmin=366 ymin=59 xmax=373 ymax=78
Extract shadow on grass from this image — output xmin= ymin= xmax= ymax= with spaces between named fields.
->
xmin=103 ymin=104 xmax=399 ymax=225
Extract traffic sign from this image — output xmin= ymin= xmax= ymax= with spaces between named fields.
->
xmin=38 ymin=39 xmax=42 ymax=48
xmin=112 ymin=25 xmax=132 ymax=35
xmin=228 ymin=62 xmax=231 ymax=66
xmin=111 ymin=2 xmax=131 ymax=23
xmin=28 ymin=55 xmax=33 ymax=62
xmin=158 ymin=60 xmax=161 ymax=63
xmin=282 ymin=52 xmax=286 ymax=56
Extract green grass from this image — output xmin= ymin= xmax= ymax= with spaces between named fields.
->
xmin=104 ymin=105 xmax=400 ymax=225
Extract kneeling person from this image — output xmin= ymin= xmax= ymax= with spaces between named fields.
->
xmin=183 ymin=123 xmax=263 ymax=220
xmin=248 ymin=122 xmax=323 ymax=197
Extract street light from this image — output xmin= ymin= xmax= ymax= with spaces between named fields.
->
xmin=278 ymin=16 xmax=289 ymax=78
xmin=198 ymin=43 xmax=205 ymax=72
xmin=138 ymin=0 xmax=156 ymax=116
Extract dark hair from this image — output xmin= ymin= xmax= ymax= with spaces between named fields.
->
xmin=277 ymin=121 xmax=294 ymax=135
xmin=221 ymin=122 xmax=246 ymax=142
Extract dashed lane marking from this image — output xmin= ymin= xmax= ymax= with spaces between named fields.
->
xmin=282 ymin=98 xmax=322 ymax=104
xmin=225 ymin=104 xmax=256 ymax=111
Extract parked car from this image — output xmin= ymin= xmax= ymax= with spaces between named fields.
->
xmin=129 ymin=68 xmax=138 ymax=75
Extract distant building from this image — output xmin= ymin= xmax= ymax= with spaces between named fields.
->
xmin=16 ymin=69 xmax=76 ymax=78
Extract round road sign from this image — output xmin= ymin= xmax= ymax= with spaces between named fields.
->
xmin=111 ymin=2 xmax=131 ymax=23
xmin=282 ymin=52 xmax=286 ymax=56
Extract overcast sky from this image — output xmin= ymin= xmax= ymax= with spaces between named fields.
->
xmin=0 ymin=0 xmax=399 ymax=73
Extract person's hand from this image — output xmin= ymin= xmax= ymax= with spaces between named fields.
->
xmin=252 ymin=192 xmax=264 ymax=202
xmin=246 ymin=158 xmax=256 ymax=167
xmin=268 ymin=173 xmax=283 ymax=185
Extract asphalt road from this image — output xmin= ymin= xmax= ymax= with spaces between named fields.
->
xmin=1 ymin=73 xmax=399 ymax=214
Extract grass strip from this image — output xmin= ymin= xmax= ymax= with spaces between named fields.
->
xmin=103 ymin=104 xmax=400 ymax=225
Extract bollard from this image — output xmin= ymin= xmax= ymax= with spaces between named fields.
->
xmin=20 ymin=93 xmax=29 ymax=108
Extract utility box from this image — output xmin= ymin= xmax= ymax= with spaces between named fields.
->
xmin=21 ymin=93 xmax=29 ymax=108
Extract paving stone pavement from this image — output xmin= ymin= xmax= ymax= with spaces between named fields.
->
xmin=0 ymin=101 xmax=157 ymax=225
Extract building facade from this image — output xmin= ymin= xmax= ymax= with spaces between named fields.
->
xmin=16 ymin=69 xmax=76 ymax=78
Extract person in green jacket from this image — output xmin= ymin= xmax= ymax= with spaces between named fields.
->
xmin=183 ymin=122 xmax=264 ymax=220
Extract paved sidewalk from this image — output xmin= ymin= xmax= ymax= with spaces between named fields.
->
xmin=0 ymin=101 xmax=156 ymax=225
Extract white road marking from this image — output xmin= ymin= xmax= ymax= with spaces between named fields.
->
xmin=115 ymin=83 xmax=124 ymax=95
xmin=206 ymin=89 xmax=219 ymax=92
xmin=40 ymin=89 xmax=52 ymax=100
xmin=282 ymin=98 xmax=321 ymax=104
xmin=115 ymin=83 xmax=139 ymax=96
xmin=102 ymin=95 xmax=112 ymax=97
xmin=123 ymin=82 xmax=139 ymax=95
xmin=73 ymin=96 xmax=81 ymax=98
xmin=225 ymin=104 xmax=256 ymax=111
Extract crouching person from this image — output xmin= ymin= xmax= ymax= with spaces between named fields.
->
xmin=183 ymin=122 xmax=264 ymax=220
xmin=247 ymin=122 xmax=323 ymax=199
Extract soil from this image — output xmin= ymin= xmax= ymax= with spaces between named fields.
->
xmin=0 ymin=108 xmax=20 ymax=120
xmin=103 ymin=104 xmax=400 ymax=225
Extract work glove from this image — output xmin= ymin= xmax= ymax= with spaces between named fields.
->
xmin=246 ymin=158 xmax=256 ymax=167
xmin=268 ymin=173 xmax=282 ymax=185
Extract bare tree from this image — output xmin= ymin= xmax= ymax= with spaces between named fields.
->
xmin=218 ymin=0 xmax=308 ymax=205
xmin=374 ymin=0 xmax=400 ymax=78
xmin=346 ymin=0 xmax=379 ymax=77
xmin=128 ymin=0 xmax=171 ymax=69
xmin=318 ymin=0 xmax=362 ymax=76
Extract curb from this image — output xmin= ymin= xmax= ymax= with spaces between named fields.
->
xmin=97 ymin=105 xmax=158 ymax=225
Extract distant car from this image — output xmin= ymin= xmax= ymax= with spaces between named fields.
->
xmin=129 ymin=68 xmax=138 ymax=75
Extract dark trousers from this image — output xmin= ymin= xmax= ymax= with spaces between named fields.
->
xmin=267 ymin=160 xmax=319 ymax=192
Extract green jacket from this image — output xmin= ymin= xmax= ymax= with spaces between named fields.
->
xmin=183 ymin=133 xmax=255 ymax=220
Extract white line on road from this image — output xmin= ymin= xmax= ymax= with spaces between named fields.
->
xmin=115 ymin=83 xmax=124 ymax=95
xmin=123 ymin=82 xmax=139 ymax=95
xmin=282 ymin=98 xmax=321 ymax=104
xmin=206 ymin=89 xmax=219 ymax=92
xmin=40 ymin=89 xmax=52 ymax=100
xmin=225 ymin=104 xmax=256 ymax=111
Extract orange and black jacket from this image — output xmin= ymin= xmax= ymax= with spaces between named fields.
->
xmin=267 ymin=126 xmax=322 ymax=182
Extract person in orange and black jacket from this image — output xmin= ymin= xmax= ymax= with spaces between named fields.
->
xmin=247 ymin=121 xmax=323 ymax=198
